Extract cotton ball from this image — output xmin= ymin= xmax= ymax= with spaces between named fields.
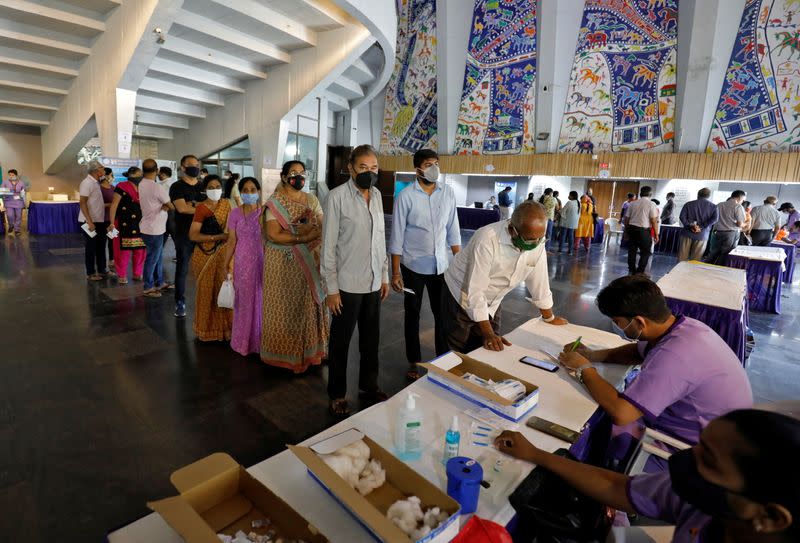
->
xmin=387 ymin=496 xmax=424 ymax=536
xmin=336 ymin=440 xmax=370 ymax=474
xmin=321 ymin=453 xmax=360 ymax=487
xmin=355 ymin=459 xmax=386 ymax=496
xmin=412 ymin=525 xmax=432 ymax=540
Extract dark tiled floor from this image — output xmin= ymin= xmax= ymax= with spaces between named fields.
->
xmin=0 ymin=230 xmax=797 ymax=541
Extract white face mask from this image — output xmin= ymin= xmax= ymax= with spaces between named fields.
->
xmin=420 ymin=164 xmax=440 ymax=183
xmin=206 ymin=188 xmax=223 ymax=201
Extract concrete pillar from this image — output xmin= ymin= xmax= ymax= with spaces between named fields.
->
xmin=96 ymin=88 xmax=137 ymax=158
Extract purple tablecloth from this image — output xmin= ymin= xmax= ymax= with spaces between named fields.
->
xmin=0 ymin=211 xmax=5 ymax=234
xmin=457 ymin=206 xmax=500 ymax=230
xmin=726 ymin=255 xmax=782 ymax=314
xmin=28 ymin=202 xmax=81 ymax=235
xmin=665 ymin=296 xmax=749 ymax=365
xmin=620 ymin=223 xmax=679 ymax=254
xmin=770 ymin=241 xmax=796 ymax=284
xmin=591 ymin=217 xmax=605 ymax=244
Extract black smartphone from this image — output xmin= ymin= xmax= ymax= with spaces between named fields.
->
xmin=519 ymin=355 xmax=559 ymax=372
xmin=526 ymin=416 xmax=580 ymax=443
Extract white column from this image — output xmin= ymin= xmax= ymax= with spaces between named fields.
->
xmin=436 ymin=0 xmax=472 ymax=155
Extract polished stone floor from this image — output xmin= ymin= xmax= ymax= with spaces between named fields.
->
xmin=0 ymin=230 xmax=796 ymax=541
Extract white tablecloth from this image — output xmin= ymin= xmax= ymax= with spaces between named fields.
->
xmin=108 ymin=319 xmax=634 ymax=543
xmin=657 ymin=261 xmax=747 ymax=311
xmin=729 ymin=245 xmax=787 ymax=264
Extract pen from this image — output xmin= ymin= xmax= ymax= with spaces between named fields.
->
xmin=569 ymin=336 xmax=583 ymax=352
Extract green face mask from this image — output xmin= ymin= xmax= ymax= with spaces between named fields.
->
xmin=510 ymin=224 xmax=543 ymax=251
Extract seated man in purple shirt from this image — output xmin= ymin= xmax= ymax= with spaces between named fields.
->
xmin=559 ymin=275 xmax=752 ymax=470
xmin=495 ymin=408 xmax=800 ymax=543
xmin=783 ymin=221 xmax=800 ymax=245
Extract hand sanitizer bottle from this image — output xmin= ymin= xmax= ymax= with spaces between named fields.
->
xmin=443 ymin=415 xmax=460 ymax=464
xmin=395 ymin=393 xmax=423 ymax=460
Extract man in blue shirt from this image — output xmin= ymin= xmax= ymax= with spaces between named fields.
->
xmin=678 ymin=187 xmax=720 ymax=262
xmin=498 ymin=186 xmax=512 ymax=219
xmin=389 ymin=149 xmax=461 ymax=380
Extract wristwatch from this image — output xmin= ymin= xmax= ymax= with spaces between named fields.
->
xmin=575 ymin=363 xmax=594 ymax=384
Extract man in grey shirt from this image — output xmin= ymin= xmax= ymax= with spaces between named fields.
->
xmin=705 ymin=190 xmax=746 ymax=265
xmin=623 ymin=186 xmax=659 ymax=275
xmin=749 ymin=196 xmax=782 ymax=246
xmin=321 ymin=144 xmax=389 ymax=417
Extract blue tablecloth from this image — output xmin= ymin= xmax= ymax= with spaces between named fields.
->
xmin=665 ymin=296 xmax=749 ymax=366
xmin=591 ymin=217 xmax=605 ymax=244
xmin=726 ymin=255 xmax=782 ymax=314
xmin=457 ymin=207 xmax=500 ymax=230
xmin=0 ymin=211 xmax=4 ymax=234
xmin=770 ymin=241 xmax=796 ymax=284
xmin=28 ymin=201 xmax=81 ymax=235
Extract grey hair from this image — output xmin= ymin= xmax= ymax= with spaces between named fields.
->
xmin=86 ymin=159 xmax=104 ymax=172
xmin=511 ymin=201 xmax=546 ymax=231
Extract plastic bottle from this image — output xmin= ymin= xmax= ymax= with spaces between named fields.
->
xmin=394 ymin=392 xmax=423 ymax=460
xmin=443 ymin=415 xmax=460 ymax=464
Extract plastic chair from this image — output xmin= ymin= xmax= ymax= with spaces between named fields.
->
xmin=625 ymin=428 xmax=691 ymax=476
xmin=604 ymin=217 xmax=624 ymax=250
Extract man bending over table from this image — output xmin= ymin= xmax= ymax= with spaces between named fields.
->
xmin=442 ymin=201 xmax=567 ymax=353
xmin=558 ymin=275 xmax=753 ymax=471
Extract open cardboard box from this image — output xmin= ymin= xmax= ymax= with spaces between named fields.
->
xmin=420 ymin=352 xmax=539 ymax=421
xmin=148 ymin=453 xmax=328 ymax=543
xmin=289 ymin=429 xmax=461 ymax=543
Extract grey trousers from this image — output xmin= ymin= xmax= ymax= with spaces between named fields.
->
xmin=705 ymin=230 xmax=739 ymax=265
xmin=678 ymin=236 xmax=708 ymax=262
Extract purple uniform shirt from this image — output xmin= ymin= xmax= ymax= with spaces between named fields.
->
xmin=628 ymin=472 xmax=712 ymax=542
xmin=621 ymin=316 xmax=753 ymax=445
xmin=785 ymin=209 xmax=800 ymax=229
xmin=1 ymin=180 xmax=24 ymax=208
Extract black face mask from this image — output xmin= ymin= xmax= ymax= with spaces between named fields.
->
xmin=184 ymin=166 xmax=200 ymax=178
xmin=355 ymin=171 xmax=377 ymax=190
xmin=129 ymin=176 xmax=143 ymax=185
xmin=287 ymin=174 xmax=305 ymax=191
xmin=669 ymin=448 xmax=734 ymax=517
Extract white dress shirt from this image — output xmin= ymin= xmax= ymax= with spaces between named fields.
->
xmin=444 ymin=220 xmax=554 ymax=322
xmin=77 ymin=174 xmax=105 ymax=223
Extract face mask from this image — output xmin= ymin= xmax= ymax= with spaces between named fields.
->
xmin=241 ymin=193 xmax=260 ymax=205
xmin=419 ymin=164 xmax=440 ymax=183
xmin=9 ymin=177 xmax=16 ymax=182
xmin=205 ymin=188 xmax=223 ymax=201
xmin=669 ymin=448 xmax=734 ymax=517
xmin=612 ymin=319 xmax=642 ymax=341
xmin=129 ymin=176 xmax=143 ymax=185
xmin=287 ymin=174 xmax=305 ymax=191
xmin=184 ymin=166 xmax=201 ymax=178
xmin=510 ymin=224 xmax=542 ymax=251
xmin=355 ymin=171 xmax=377 ymax=190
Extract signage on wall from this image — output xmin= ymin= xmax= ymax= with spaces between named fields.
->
xmin=598 ymin=162 xmax=611 ymax=179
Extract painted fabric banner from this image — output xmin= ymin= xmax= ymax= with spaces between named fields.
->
xmin=708 ymin=0 xmax=800 ymax=152
xmin=558 ymin=0 xmax=678 ymax=153
xmin=380 ymin=0 xmax=438 ymax=154
xmin=454 ymin=0 xmax=538 ymax=155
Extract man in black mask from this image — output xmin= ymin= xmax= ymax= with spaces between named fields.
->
xmin=495 ymin=408 xmax=800 ymax=543
xmin=320 ymin=144 xmax=389 ymax=417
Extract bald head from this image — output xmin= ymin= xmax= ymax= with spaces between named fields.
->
xmin=142 ymin=158 xmax=158 ymax=179
xmin=511 ymin=201 xmax=547 ymax=240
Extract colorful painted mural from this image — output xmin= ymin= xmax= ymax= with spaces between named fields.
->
xmin=454 ymin=0 xmax=537 ymax=155
xmin=380 ymin=0 xmax=438 ymax=154
xmin=558 ymin=0 xmax=678 ymax=153
xmin=707 ymin=0 xmax=800 ymax=152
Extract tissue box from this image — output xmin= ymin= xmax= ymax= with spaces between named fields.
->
xmin=148 ymin=453 xmax=328 ymax=543
xmin=289 ymin=429 xmax=461 ymax=543
xmin=420 ymin=352 xmax=540 ymax=421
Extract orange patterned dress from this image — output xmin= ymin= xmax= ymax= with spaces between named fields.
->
xmin=190 ymin=199 xmax=232 ymax=341
xmin=260 ymin=191 xmax=329 ymax=372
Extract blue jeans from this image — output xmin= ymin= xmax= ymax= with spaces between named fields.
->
xmin=559 ymin=228 xmax=575 ymax=253
xmin=174 ymin=236 xmax=195 ymax=303
xmin=545 ymin=219 xmax=554 ymax=248
xmin=142 ymin=233 xmax=164 ymax=290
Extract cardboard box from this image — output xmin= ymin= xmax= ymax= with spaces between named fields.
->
xmin=148 ymin=453 xmax=329 ymax=543
xmin=420 ymin=352 xmax=540 ymax=421
xmin=289 ymin=430 xmax=461 ymax=543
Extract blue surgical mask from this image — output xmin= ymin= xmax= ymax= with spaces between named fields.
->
xmin=241 ymin=193 xmax=260 ymax=205
xmin=612 ymin=319 xmax=642 ymax=341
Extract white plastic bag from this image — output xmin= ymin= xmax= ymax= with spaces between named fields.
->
xmin=217 ymin=275 xmax=234 ymax=309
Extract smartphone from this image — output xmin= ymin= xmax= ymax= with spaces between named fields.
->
xmin=519 ymin=355 xmax=559 ymax=372
xmin=526 ymin=416 xmax=580 ymax=444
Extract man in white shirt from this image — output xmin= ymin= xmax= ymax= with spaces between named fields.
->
xmin=623 ymin=186 xmax=659 ymax=275
xmin=78 ymin=159 xmax=109 ymax=281
xmin=443 ymin=201 xmax=567 ymax=352
xmin=139 ymin=159 xmax=174 ymax=297
xmin=749 ymin=196 xmax=782 ymax=246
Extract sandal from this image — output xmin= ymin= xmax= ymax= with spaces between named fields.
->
xmin=87 ymin=274 xmax=103 ymax=281
xmin=118 ymin=277 xmax=129 ymax=285
xmin=358 ymin=389 xmax=389 ymax=403
xmin=406 ymin=365 xmax=421 ymax=381
xmin=329 ymin=398 xmax=351 ymax=417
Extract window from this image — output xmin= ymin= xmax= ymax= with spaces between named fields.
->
xmin=283 ymin=132 xmax=319 ymax=191
xmin=202 ymin=137 xmax=254 ymax=180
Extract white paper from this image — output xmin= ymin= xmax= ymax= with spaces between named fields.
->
xmin=81 ymin=223 xmax=97 ymax=238
xmin=106 ymin=227 xmax=119 ymax=239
